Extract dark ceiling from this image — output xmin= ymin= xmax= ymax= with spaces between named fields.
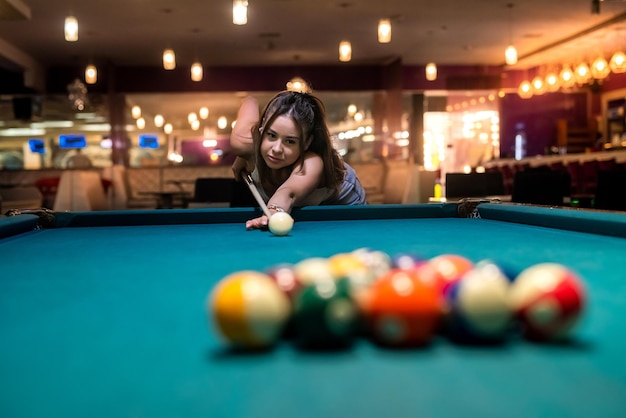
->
xmin=0 ymin=0 xmax=625 ymax=131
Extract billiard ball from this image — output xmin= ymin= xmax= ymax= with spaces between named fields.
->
xmin=508 ymin=263 xmax=586 ymax=341
xmin=444 ymin=260 xmax=513 ymax=342
xmin=268 ymin=212 xmax=294 ymax=236
xmin=293 ymin=257 xmax=334 ymax=286
xmin=392 ymin=252 xmax=426 ymax=270
xmin=364 ymin=267 xmax=443 ymax=347
xmin=351 ymin=248 xmax=392 ymax=282
xmin=208 ymin=271 xmax=291 ymax=349
xmin=265 ymin=263 xmax=302 ymax=301
xmin=292 ymin=277 xmax=359 ymax=349
xmin=428 ymin=254 xmax=474 ymax=295
xmin=328 ymin=252 xmax=371 ymax=291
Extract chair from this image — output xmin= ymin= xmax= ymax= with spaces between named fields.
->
xmin=511 ymin=170 xmax=571 ymax=206
xmin=188 ymin=178 xmax=234 ymax=208
xmin=594 ymin=170 xmax=626 ymax=211
xmin=445 ymin=172 xmax=505 ymax=200
xmin=34 ymin=177 xmax=60 ymax=209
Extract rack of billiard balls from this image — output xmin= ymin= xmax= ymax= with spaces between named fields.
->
xmin=207 ymin=249 xmax=587 ymax=350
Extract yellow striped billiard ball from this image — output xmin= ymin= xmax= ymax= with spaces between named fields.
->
xmin=209 ymin=271 xmax=291 ymax=349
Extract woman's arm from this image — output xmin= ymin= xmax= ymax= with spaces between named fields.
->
xmin=245 ymin=152 xmax=324 ymax=230
xmin=230 ymin=96 xmax=259 ymax=158
xmin=268 ymin=152 xmax=324 ymax=212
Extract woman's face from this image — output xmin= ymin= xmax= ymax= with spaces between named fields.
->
xmin=260 ymin=115 xmax=303 ymax=169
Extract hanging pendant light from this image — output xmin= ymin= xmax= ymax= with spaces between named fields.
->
xmin=560 ymin=65 xmax=576 ymax=88
xmin=64 ymin=16 xmax=78 ymax=42
xmin=233 ymin=0 xmax=248 ymax=25
xmin=378 ymin=19 xmax=391 ymax=43
xmin=504 ymin=3 xmax=517 ymax=65
xmin=131 ymin=105 xmax=141 ymax=119
xmin=163 ymin=49 xmax=176 ymax=70
xmin=591 ymin=56 xmax=610 ymax=79
xmin=505 ymin=45 xmax=518 ymax=66
xmin=339 ymin=41 xmax=352 ymax=62
xmin=154 ymin=114 xmax=164 ymax=128
xmin=425 ymin=63 xmax=437 ymax=81
xmin=609 ymin=51 xmax=626 ymax=73
xmin=531 ymin=76 xmax=546 ymax=95
xmin=85 ymin=65 xmax=97 ymax=84
xmin=544 ymin=71 xmax=561 ymax=92
xmin=191 ymin=62 xmax=203 ymax=81
xmin=517 ymin=80 xmax=533 ymax=99
xmin=574 ymin=61 xmax=591 ymax=84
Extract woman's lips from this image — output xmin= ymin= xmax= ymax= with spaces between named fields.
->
xmin=266 ymin=154 xmax=282 ymax=164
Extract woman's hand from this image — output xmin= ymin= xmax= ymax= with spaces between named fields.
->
xmin=246 ymin=215 xmax=269 ymax=230
xmin=232 ymin=156 xmax=253 ymax=182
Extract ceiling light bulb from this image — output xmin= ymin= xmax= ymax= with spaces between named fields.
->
xmin=609 ymin=51 xmax=626 ymax=73
xmin=199 ymin=107 xmax=209 ymax=119
xmin=591 ymin=56 xmax=610 ymax=79
xmin=163 ymin=49 xmax=176 ymax=70
xmin=545 ymin=72 xmax=561 ymax=92
xmin=517 ymin=80 xmax=533 ymax=99
xmin=154 ymin=114 xmax=164 ymax=128
xmin=64 ymin=16 xmax=78 ymax=42
xmin=164 ymin=123 xmax=173 ymax=134
xmin=218 ymin=116 xmax=228 ymax=129
xmin=188 ymin=112 xmax=198 ymax=124
xmin=233 ymin=0 xmax=248 ymax=25
xmin=531 ymin=76 xmax=546 ymax=95
xmin=505 ymin=45 xmax=518 ymax=65
xmin=574 ymin=62 xmax=591 ymax=84
xmin=339 ymin=41 xmax=352 ymax=62
xmin=191 ymin=62 xmax=203 ymax=82
xmin=425 ymin=63 xmax=437 ymax=81
xmin=560 ymin=65 xmax=576 ymax=88
xmin=378 ymin=19 xmax=391 ymax=43
xmin=85 ymin=65 xmax=97 ymax=84
xmin=136 ymin=117 xmax=145 ymax=130
xmin=131 ymin=105 xmax=141 ymax=119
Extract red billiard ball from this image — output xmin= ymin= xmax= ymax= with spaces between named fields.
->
xmin=208 ymin=271 xmax=291 ymax=349
xmin=364 ymin=267 xmax=443 ymax=347
xmin=508 ymin=263 xmax=586 ymax=341
xmin=265 ymin=263 xmax=303 ymax=301
xmin=445 ymin=260 xmax=514 ymax=342
xmin=428 ymin=254 xmax=474 ymax=295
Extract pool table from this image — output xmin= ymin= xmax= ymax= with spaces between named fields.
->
xmin=1 ymin=203 xmax=626 ymax=418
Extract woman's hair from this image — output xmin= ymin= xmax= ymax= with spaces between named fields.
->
xmin=252 ymin=91 xmax=345 ymax=191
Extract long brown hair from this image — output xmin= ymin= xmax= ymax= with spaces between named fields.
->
xmin=252 ymin=91 xmax=345 ymax=191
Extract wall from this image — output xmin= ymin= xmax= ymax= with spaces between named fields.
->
xmin=499 ymin=91 xmax=589 ymax=158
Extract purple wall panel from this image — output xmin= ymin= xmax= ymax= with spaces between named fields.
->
xmin=499 ymin=92 xmax=588 ymax=158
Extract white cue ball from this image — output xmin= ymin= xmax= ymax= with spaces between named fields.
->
xmin=268 ymin=212 xmax=294 ymax=236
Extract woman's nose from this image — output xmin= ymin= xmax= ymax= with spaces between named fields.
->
xmin=271 ymin=141 xmax=283 ymax=152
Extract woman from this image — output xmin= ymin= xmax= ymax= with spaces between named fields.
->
xmin=230 ymin=90 xmax=366 ymax=230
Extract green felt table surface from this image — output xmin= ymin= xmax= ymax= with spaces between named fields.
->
xmin=1 ymin=203 xmax=626 ymax=418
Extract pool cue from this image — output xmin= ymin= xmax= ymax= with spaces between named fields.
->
xmin=243 ymin=172 xmax=273 ymax=219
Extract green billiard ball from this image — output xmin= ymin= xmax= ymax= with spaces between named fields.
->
xmin=292 ymin=278 xmax=359 ymax=349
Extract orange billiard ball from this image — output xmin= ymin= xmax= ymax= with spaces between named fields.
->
xmin=364 ymin=267 xmax=444 ymax=347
